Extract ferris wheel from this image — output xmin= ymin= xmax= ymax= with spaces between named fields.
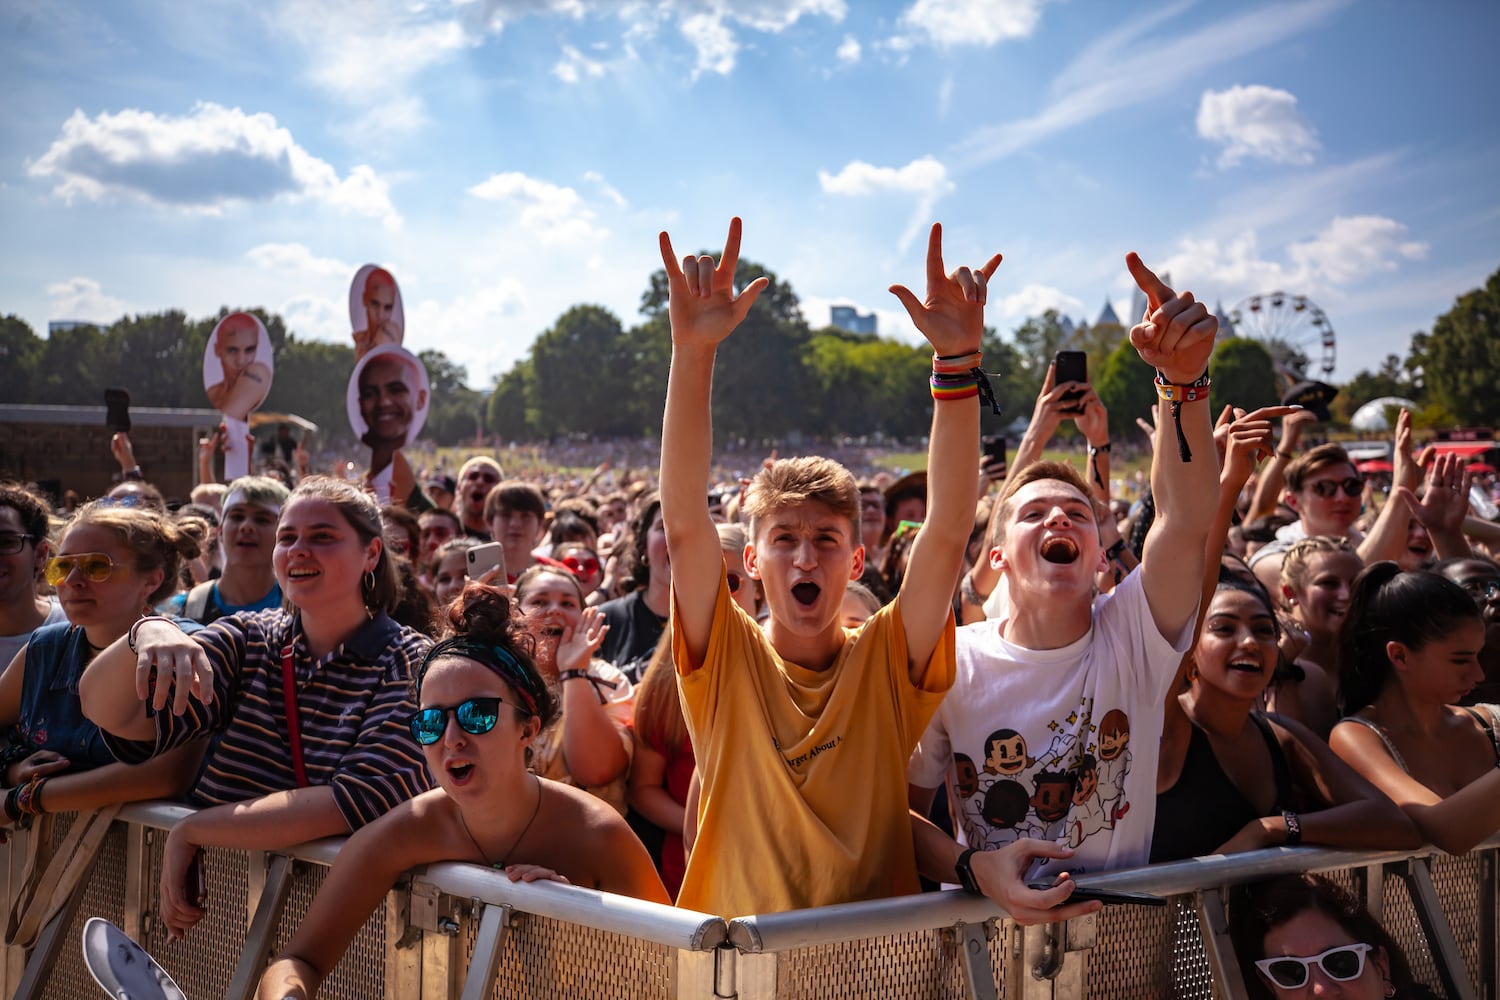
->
xmin=1227 ymin=292 xmax=1336 ymax=379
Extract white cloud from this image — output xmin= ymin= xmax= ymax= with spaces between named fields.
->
xmin=468 ymin=171 xmax=607 ymax=245
xmin=993 ymin=284 xmax=1085 ymax=323
xmin=896 ymin=0 xmax=1045 ymax=48
xmin=680 ymin=12 xmax=738 ymax=77
xmin=408 ymin=279 xmax=530 ymax=377
xmin=1287 ymin=215 xmax=1429 ymax=285
xmin=1197 ymin=84 xmax=1319 ymax=168
xmin=280 ymin=294 xmax=348 ymax=343
xmin=554 ymin=42 xmax=607 ymax=82
xmin=1155 ymin=215 xmax=1430 ymax=303
xmin=836 ymin=33 xmax=861 ymax=64
xmin=582 ymin=170 xmax=629 ymax=209
xmin=46 ymin=277 xmax=126 ymax=323
xmin=27 ymin=103 xmax=401 ymax=228
xmin=246 ymin=243 xmax=353 ymax=280
xmin=651 ymin=0 xmax=845 ymax=77
xmin=819 ymin=155 xmax=954 ymax=253
xmin=956 ymin=0 xmax=1351 ymax=166
xmin=818 ymin=155 xmax=952 ymax=197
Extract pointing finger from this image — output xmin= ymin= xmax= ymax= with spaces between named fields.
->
xmin=720 ymin=217 xmax=745 ymax=280
xmin=1125 ymin=252 xmax=1174 ymax=314
xmin=658 ymin=232 xmax=680 ymax=277
xmin=925 ymin=223 xmax=946 ymax=290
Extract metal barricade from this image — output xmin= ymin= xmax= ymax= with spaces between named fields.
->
xmin=2 ymin=804 xmax=1495 ymax=999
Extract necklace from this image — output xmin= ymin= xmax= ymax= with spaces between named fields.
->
xmin=460 ymin=773 xmax=544 ymax=868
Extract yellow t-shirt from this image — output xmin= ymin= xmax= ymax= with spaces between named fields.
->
xmin=673 ymin=573 xmax=954 ymax=917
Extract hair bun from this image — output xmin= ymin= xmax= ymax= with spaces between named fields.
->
xmin=445 ymin=581 xmax=515 ymax=641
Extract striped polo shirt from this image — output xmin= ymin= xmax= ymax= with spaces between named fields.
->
xmin=105 ymin=609 xmax=433 ymax=830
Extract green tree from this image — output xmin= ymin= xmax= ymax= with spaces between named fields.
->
xmin=0 ymin=315 xmax=44 ymax=403
xmin=418 ymin=349 xmax=484 ymax=445
xmin=1425 ymin=267 xmax=1500 ymax=426
xmin=527 ymin=305 xmax=637 ymax=438
xmin=1209 ymin=337 xmax=1279 ymax=413
xmin=1011 ymin=310 xmax=1069 ymax=389
xmin=1094 ymin=338 xmax=1157 ymax=442
xmin=488 ymin=361 xmax=535 ymax=441
xmin=262 ymin=338 xmax=357 ymax=441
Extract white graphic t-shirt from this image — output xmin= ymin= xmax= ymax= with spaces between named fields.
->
xmin=910 ymin=570 xmax=1193 ymax=880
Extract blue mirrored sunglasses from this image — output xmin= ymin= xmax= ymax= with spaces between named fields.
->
xmin=408 ymin=697 xmax=506 ymax=746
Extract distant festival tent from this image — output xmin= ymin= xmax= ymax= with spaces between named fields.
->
xmin=1350 ymin=396 xmax=1420 ymax=433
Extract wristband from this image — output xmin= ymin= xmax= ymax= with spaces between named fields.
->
xmin=557 ymin=670 xmax=590 ymax=683
xmin=1154 ymin=371 xmax=1211 ymax=463
xmin=1087 ymin=442 xmax=1111 ymax=455
xmin=1282 ymin=810 xmax=1302 ymax=846
xmin=954 ymin=847 xmax=983 ymax=896
xmin=127 ymin=615 xmax=175 ymax=654
xmin=1275 ymin=449 xmax=1295 ymax=460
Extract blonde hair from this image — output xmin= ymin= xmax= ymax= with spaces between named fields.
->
xmin=68 ymin=502 xmax=206 ymax=605
xmin=988 ymin=461 xmax=1104 ymax=550
xmin=1280 ymin=534 xmax=1358 ymax=593
xmin=742 ymin=457 xmax=858 ymax=542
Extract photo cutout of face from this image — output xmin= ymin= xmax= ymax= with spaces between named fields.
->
xmin=203 ymin=311 xmax=274 ymax=421
xmin=349 ymin=264 xmax=405 ymax=362
xmin=347 ymin=344 xmax=429 ymax=452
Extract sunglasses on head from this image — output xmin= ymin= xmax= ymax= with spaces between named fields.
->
xmin=1255 ymin=943 xmax=1373 ymax=990
xmin=44 ymin=553 xmax=124 ymax=586
xmin=408 ymin=696 xmax=510 ymax=746
xmin=1308 ymin=477 xmax=1363 ymax=499
xmin=561 ymin=555 xmax=600 ymax=577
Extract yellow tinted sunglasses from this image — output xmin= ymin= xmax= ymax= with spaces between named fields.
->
xmin=44 ymin=553 xmax=124 ymax=586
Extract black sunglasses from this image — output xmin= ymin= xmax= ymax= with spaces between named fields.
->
xmin=1308 ymin=477 xmax=1363 ymax=499
xmin=408 ymin=697 xmax=507 ymax=746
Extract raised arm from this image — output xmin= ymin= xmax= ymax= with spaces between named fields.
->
xmin=1128 ymin=254 xmax=1219 ymax=644
xmin=1247 ymin=408 xmax=1317 ymax=523
xmin=1394 ymin=452 xmax=1474 ymax=561
xmin=888 ymin=223 xmax=999 ymax=681
xmin=657 ymin=218 xmax=767 ymax=663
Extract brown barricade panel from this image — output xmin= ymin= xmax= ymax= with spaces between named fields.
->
xmin=6 ymin=809 xmax=1497 ymax=1000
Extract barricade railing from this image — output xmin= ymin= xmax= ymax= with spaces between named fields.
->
xmin=2 ymin=803 xmax=1494 ymax=999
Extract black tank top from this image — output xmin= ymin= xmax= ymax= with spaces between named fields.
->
xmin=1151 ymin=714 xmax=1297 ymax=863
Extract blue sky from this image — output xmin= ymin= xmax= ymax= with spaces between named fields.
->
xmin=3 ymin=0 xmax=1497 ymax=391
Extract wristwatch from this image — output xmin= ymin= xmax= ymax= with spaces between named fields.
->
xmin=954 ymin=847 xmax=983 ymax=895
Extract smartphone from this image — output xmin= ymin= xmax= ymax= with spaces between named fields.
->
xmin=104 ymin=388 xmax=132 ymax=433
xmin=982 ymin=435 xmax=1008 ymax=469
xmin=185 ymin=849 xmax=207 ymax=909
xmin=1028 ymin=882 xmax=1165 ymax=907
xmin=467 ymin=541 xmax=507 ymax=582
xmin=1054 ymin=351 xmax=1088 ymax=410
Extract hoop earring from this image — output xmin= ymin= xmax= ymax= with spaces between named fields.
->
xmin=362 ymin=569 xmax=377 ymax=614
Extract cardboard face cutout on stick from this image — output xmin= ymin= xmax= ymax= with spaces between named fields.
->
xmin=203 ymin=312 xmax=274 ymax=421
xmin=348 ymin=344 xmax=430 ymax=451
xmin=349 ymin=264 xmax=405 ymax=362
xmin=203 ymin=311 xmax=274 ymax=481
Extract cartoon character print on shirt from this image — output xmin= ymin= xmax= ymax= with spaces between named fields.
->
xmin=976 ymin=779 xmax=1030 ymax=850
xmin=964 ymin=729 xmax=1038 ymax=849
xmin=1021 ymin=769 xmax=1076 ymax=841
xmin=1066 ymin=753 xmax=1108 ymax=848
xmin=1095 ymin=708 xmax=1132 ymax=823
xmin=951 ymin=702 xmax=1133 ymax=856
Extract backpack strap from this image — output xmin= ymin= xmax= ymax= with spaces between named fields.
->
xmin=183 ymin=581 xmax=216 ymax=623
